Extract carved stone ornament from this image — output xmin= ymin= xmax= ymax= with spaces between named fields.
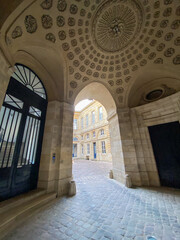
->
xmin=173 ymin=55 xmax=180 ymax=65
xmin=92 ymin=0 xmax=143 ymax=52
xmin=70 ymin=4 xmax=78 ymax=14
xmin=41 ymin=0 xmax=53 ymax=9
xmin=24 ymin=15 xmax=37 ymax=33
xmin=164 ymin=48 xmax=175 ymax=57
xmin=57 ymin=16 xmax=65 ymax=27
xmin=41 ymin=15 xmax=53 ymax=29
xmin=12 ymin=26 xmax=22 ymax=39
xmin=58 ymin=30 xmax=66 ymax=40
xmin=45 ymin=33 xmax=56 ymax=43
xmin=70 ymin=81 xmax=77 ymax=88
xmin=57 ymin=0 xmax=67 ymax=12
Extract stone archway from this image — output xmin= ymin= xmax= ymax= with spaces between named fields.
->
xmin=73 ymin=82 xmax=140 ymax=186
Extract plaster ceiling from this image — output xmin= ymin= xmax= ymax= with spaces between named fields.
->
xmin=0 ymin=0 xmax=180 ymax=107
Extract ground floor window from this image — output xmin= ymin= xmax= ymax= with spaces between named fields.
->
xmin=87 ymin=143 xmax=90 ymax=154
xmin=81 ymin=144 xmax=84 ymax=155
xmin=101 ymin=141 xmax=106 ymax=153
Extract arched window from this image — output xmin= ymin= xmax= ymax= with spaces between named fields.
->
xmin=12 ymin=64 xmax=46 ymax=99
xmin=0 ymin=64 xmax=47 ymax=201
xmin=100 ymin=129 xmax=104 ymax=135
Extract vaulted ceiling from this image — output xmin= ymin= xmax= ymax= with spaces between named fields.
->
xmin=0 ymin=0 xmax=180 ymax=107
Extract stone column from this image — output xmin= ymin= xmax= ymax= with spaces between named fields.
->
xmin=0 ymin=48 xmax=13 ymax=109
xmin=38 ymin=101 xmax=62 ymax=193
xmin=117 ymin=108 xmax=141 ymax=186
xmin=56 ymin=102 xmax=74 ymax=196
xmin=108 ymin=113 xmax=126 ymax=184
xmin=38 ymin=101 xmax=74 ymax=196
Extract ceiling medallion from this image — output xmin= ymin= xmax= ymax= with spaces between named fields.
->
xmin=92 ymin=0 xmax=143 ymax=53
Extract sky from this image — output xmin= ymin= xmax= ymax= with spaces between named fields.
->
xmin=75 ymin=99 xmax=93 ymax=111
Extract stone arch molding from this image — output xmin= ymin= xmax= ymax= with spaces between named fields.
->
xmin=126 ymin=64 xmax=180 ymax=107
xmin=74 ymin=82 xmax=117 ymax=118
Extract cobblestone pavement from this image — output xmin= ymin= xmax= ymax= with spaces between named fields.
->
xmin=6 ymin=160 xmax=180 ymax=240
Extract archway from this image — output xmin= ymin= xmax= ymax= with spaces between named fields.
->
xmin=0 ymin=64 xmax=47 ymax=201
xmin=73 ymin=82 xmax=126 ymax=185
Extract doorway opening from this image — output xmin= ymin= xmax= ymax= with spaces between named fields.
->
xmin=0 ymin=64 xmax=47 ymax=201
xmin=149 ymin=121 xmax=180 ymax=189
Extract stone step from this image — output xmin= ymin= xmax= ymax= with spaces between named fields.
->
xmin=0 ymin=191 xmax=57 ymax=240
xmin=0 ymin=189 xmax=46 ymax=214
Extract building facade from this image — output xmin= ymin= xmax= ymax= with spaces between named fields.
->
xmin=73 ymin=101 xmax=112 ymax=162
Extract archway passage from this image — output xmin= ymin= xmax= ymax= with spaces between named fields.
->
xmin=0 ymin=64 xmax=47 ymax=201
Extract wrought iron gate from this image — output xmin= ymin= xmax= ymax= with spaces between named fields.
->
xmin=0 ymin=64 xmax=47 ymax=201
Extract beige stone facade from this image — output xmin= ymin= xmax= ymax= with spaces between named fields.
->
xmin=0 ymin=0 xmax=180 ymax=199
xmin=73 ymin=100 xmax=112 ymax=162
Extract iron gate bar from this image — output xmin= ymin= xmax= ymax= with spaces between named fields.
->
xmin=31 ymin=74 xmax=36 ymax=87
xmin=1 ymin=110 xmax=15 ymax=167
xmin=29 ymin=67 xmax=31 ymax=85
xmin=32 ymin=120 xmax=40 ymax=164
xmin=23 ymin=66 xmax=28 ymax=84
xmin=0 ymin=107 xmax=5 ymax=127
xmin=27 ymin=118 xmax=36 ymax=165
xmin=6 ymin=112 xmax=20 ymax=168
xmin=16 ymin=65 xmax=27 ymax=84
xmin=25 ymin=118 xmax=35 ymax=165
xmin=23 ymin=118 xmax=33 ymax=165
xmin=20 ymin=116 xmax=30 ymax=166
xmin=0 ymin=108 xmax=11 ymax=156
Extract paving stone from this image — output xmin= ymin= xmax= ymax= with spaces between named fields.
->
xmin=4 ymin=160 xmax=180 ymax=240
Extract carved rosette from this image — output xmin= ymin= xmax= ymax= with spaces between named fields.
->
xmin=24 ymin=15 xmax=37 ymax=33
xmin=92 ymin=0 xmax=143 ymax=52
xmin=12 ymin=26 xmax=22 ymax=39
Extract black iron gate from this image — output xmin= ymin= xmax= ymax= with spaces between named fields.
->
xmin=0 ymin=64 xmax=47 ymax=201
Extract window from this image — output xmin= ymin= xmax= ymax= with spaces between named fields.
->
xmin=81 ymin=144 xmax=84 ymax=155
xmin=81 ymin=135 xmax=83 ymax=140
xmin=92 ymin=111 xmax=95 ymax=124
xmin=101 ymin=141 xmax=106 ymax=153
xmin=87 ymin=133 xmax=89 ymax=139
xmin=73 ymin=119 xmax=78 ymax=130
xmin=81 ymin=117 xmax=83 ymax=129
xmin=87 ymin=143 xmax=90 ymax=154
xmin=93 ymin=131 xmax=96 ymax=138
xmin=100 ymin=129 xmax=104 ymax=135
xmin=99 ymin=107 xmax=103 ymax=120
xmin=86 ymin=114 xmax=89 ymax=127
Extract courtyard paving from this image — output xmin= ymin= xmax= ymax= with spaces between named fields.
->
xmin=6 ymin=160 xmax=180 ymax=240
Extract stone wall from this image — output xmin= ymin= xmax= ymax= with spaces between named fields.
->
xmin=38 ymin=101 xmax=74 ymax=196
xmin=130 ymin=92 xmax=180 ymax=187
xmin=0 ymin=48 xmax=13 ymax=109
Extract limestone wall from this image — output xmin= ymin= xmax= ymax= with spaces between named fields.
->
xmin=130 ymin=92 xmax=180 ymax=187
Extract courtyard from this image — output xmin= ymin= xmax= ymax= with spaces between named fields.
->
xmin=4 ymin=160 xmax=180 ymax=240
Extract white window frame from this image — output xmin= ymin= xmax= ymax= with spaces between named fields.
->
xmin=81 ymin=117 xmax=83 ymax=129
xmin=99 ymin=107 xmax=103 ymax=120
xmin=92 ymin=111 xmax=95 ymax=124
xmin=81 ymin=144 xmax=84 ymax=155
xmin=101 ymin=141 xmax=106 ymax=154
xmin=100 ymin=129 xmax=104 ymax=135
xmin=73 ymin=119 xmax=78 ymax=130
xmin=86 ymin=114 xmax=89 ymax=127
xmin=87 ymin=133 xmax=89 ymax=139
xmin=87 ymin=143 xmax=90 ymax=155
